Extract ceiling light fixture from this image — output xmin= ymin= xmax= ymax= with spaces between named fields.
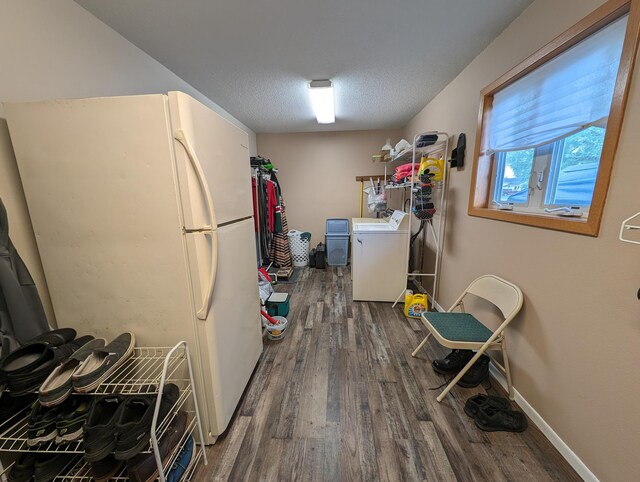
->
xmin=308 ymin=80 xmax=335 ymax=124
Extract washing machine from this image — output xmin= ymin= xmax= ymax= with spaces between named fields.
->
xmin=351 ymin=211 xmax=409 ymax=302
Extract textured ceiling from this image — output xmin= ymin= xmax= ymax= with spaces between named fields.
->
xmin=75 ymin=0 xmax=532 ymax=133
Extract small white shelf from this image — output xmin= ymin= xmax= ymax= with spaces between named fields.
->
xmin=390 ymin=147 xmax=413 ymax=163
xmin=0 ymin=406 xmax=83 ymax=453
xmin=0 ymin=342 xmax=207 ymax=482
xmin=91 ymin=346 xmax=188 ymax=395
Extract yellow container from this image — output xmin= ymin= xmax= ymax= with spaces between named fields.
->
xmin=404 ymin=292 xmax=428 ymax=319
xmin=419 ymin=157 xmax=444 ymax=182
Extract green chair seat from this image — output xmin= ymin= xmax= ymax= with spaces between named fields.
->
xmin=422 ymin=312 xmax=493 ymax=343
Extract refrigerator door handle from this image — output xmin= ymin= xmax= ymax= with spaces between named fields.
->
xmin=174 ymin=129 xmax=217 ymax=230
xmin=192 ymin=229 xmax=218 ymax=320
xmin=174 ymin=129 xmax=218 ymax=320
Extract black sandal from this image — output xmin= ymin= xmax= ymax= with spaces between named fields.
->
xmin=475 ymin=406 xmax=528 ymax=432
xmin=464 ymin=394 xmax=510 ymax=418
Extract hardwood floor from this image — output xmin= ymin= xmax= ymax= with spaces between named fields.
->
xmin=196 ymin=267 xmax=580 ymax=481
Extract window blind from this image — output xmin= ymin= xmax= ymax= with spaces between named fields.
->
xmin=487 ymin=15 xmax=627 ymax=154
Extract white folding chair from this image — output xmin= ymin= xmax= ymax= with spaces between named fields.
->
xmin=412 ymin=275 xmax=523 ymax=402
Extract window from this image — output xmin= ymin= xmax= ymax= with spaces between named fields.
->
xmin=492 ymin=127 xmax=605 ymax=212
xmin=469 ymin=0 xmax=640 ymax=236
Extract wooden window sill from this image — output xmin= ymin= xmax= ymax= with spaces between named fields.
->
xmin=468 ymin=207 xmax=598 ymax=236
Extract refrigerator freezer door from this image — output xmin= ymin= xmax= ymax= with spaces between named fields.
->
xmin=168 ymin=92 xmax=253 ymax=227
xmin=183 ymin=217 xmax=263 ymax=436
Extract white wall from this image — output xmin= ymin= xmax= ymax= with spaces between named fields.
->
xmin=257 ymin=129 xmax=403 ymax=243
xmin=0 ymin=0 xmax=256 ymax=324
xmin=405 ymin=0 xmax=640 ymax=480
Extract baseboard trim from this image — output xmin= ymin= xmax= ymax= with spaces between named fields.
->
xmin=429 ymin=301 xmax=597 ymax=480
xmin=488 ymin=365 xmax=598 ymax=482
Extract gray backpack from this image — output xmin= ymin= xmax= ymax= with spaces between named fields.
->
xmin=0 ymin=198 xmax=50 ymax=358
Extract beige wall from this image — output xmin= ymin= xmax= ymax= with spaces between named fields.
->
xmin=405 ymin=0 xmax=640 ymax=480
xmin=0 ymin=0 xmax=255 ymax=325
xmin=256 ymin=129 xmax=403 ymax=244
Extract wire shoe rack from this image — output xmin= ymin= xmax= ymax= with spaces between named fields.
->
xmin=0 ymin=341 xmax=208 ymax=482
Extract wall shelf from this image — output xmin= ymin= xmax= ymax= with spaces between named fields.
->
xmin=391 ymin=140 xmax=447 ymax=163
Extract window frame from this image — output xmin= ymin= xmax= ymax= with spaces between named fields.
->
xmin=468 ymin=0 xmax=640 ymax=236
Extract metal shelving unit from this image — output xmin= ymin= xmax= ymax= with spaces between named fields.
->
xmin=0 ymin=341 xmax=207 ymax=482
xmin=386 ymin=131 xmax=450 ymax=308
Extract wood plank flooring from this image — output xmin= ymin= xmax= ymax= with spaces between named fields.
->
xmin=196 ymin=267 xmax=580 ymax=481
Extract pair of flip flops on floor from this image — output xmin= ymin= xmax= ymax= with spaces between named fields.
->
xmin=465 ymin=394 xmax=528 ymax=432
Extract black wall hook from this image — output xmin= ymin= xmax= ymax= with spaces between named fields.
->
xmin=449 ymin=133 xmax=466 ymax=168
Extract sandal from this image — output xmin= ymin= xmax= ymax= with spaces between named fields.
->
xmin=475 ymin=406 xmax=528 ymax=433
xmin=464 ymin=394 xmax=510 ymax=418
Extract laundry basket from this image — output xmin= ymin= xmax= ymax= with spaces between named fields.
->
xmin=287 ymin=230 xmax=311 ymax=266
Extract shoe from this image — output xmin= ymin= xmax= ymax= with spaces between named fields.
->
xmin=464 ymin=394 xmax=510 ymax=418
xmin=27 ymin=402 xmax=60 ymax=447
xmin=4 ymin=335 xmax=94 ymax=396
xmin=0 ymin=329 xmax=77 ymax=380
xmin=39 ymin=338 xmax=106 ymax=406
xmin=83 ymin=395 xmax=123 ymax=462
xmin=30 ymin=328 xmax=77 ymax=346
xmin=73 ymin=333 xmax=135 ymax=393
xmin=8 ymin=452 xmax=37 ymax=482
xmin=167 ymin=435 xmax=195 ymax=482
xmin=90 ymin=454 xmax=125 ymax=482
xmin=56 ymin=397 xmax=93 ymax=444
xmin=114 ymin=384 xmax=180 ymax=460
xmin=457 ymin=354 xmax=490 ymax=388
xmin=33 ymin=453 xmax=77 ymax=482
xmin=475 ymin=406 xmax=528 ymax=433
xmin=414 ymin=201 xmax=435 ymax=210
xmin=126 ymin=411 xmax=189 ymax=482
xmin=0 ymin=391 xmax=36 ymax=420
xmin=432 ymin=349 xmax=473 ymax=375
xmin=1 ymin=344 xmax=53 ymax=378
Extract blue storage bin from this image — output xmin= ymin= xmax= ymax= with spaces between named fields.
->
xmin=326 ymin=218 xmax=349 ymax=266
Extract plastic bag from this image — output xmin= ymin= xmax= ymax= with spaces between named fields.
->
xmin=259 ymin=280 xmax=274 ymax=303
xmin=258 ymin=268 xmax=274 ymax=303
xmin=365 ymin=178 xmax=387 ymax=213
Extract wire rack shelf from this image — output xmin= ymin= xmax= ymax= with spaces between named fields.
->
xmin=52 ymin=415 xmax=199 ymax=481
xmin=0 ymin=341 xmax=207 ymax=482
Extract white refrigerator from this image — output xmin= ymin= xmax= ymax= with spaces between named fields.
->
xmin=4 ymin=92 xmax=263 ymax=444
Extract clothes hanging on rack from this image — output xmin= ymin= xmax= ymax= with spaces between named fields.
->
xmin=251 ymin=158 xmax=292 ymax=267
xmin=267 ymin=181 xmax=277 ymax=233
xmin=255 ymin=172 xmax=271 ymax=261
xmin=251 ymin=178 xmax=259 ymax=233
xmin=269 ymin=199 xmax=291 ymax=267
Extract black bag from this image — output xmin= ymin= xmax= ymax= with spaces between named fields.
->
xmin=0 ymin=199 xmax=49 ymax=358
xmin=315 ymin=243 xmax=326 ymax=269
